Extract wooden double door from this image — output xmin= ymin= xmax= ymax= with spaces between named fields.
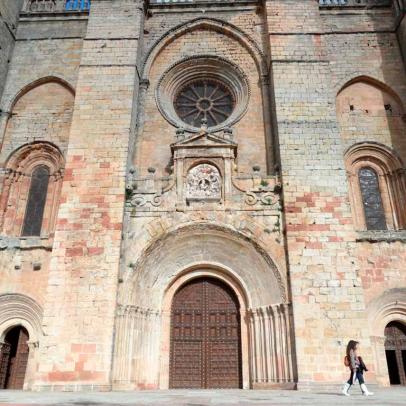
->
xmin=169 ymin=277 xmax=242 ymax=389
xmin=385 ymin=321 xmax=406 ymax=385
xmin=0 ymin=326 xmax=29 ymax=389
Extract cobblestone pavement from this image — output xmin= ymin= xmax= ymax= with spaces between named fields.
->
xmin=0 ymin=388 xmax=405 ymax=406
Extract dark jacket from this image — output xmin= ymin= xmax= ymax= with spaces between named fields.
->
xmin=348 ymin=354 xmax=368 ymax=372
xmin=358 ymin=356 xmax=368 ymax=373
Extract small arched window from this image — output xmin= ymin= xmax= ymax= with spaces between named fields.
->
xmin=345 ymin=143 xmax=406 ymax=231
xmin=21 ymin=165 xmax=50 ymax=237
xmin=1 ymin=143 xmax=64 ymax=238
xmin=358 ymin=167 xmax=387 ymax=231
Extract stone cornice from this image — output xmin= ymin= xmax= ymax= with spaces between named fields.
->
xmin=356 ymin=230 xmax=406 ymax=243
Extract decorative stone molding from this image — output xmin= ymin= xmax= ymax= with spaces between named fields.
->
xmin=356 ymin=230 xmax=406 ymax=243
xmin=0 ymin=235 xmax=53 ymax=250
xmin=130 ymin=193 xmax=163 ymax=208
xmin=126 ymin=166 xmax=174 ymax=209
xmin=244 ymin=189 xmax=281 ymax=207
xmin=156 ymin=56 xmax=250 ymax=133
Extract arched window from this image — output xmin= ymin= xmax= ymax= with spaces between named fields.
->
xmin=358 ymin=167 xmax=387 ymax=231
xmin=0 ymin=143 xmax=64 ymax=238
xmin=21 ymin=166 xmax=50 ymax=237
xmin=345 ymin=143 xmax=406 ymax=231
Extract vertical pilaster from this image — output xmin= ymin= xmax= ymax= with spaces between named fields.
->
xmin=34 ymin=0 xmax=145 ymax=390
xmin=0 ymin=0 xmax=23 ymax=101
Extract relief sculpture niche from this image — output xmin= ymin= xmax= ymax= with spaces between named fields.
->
xmin=186 ymin=164 xmax=221 ymax=202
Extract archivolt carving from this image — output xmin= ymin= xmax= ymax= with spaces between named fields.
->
xmin=368 ymin=288 xmax=406 ymax=336
xmin=142 ymin=17 xmax=266 ymax=80
xmin=0 ymin=293 xmax=43 ymax=342
xmin=5 ymin=142 xmax=64 ymax=176
xmin=125 ymin=222 xmax=287 ymax=306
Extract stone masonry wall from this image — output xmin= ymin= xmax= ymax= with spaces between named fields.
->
xmin=0 ymin=0 xmax=23 ymax=100
xmin=0 ymin=9 xmax=84 ymax=365
xmin=144 ymin=3 xmax=263 ymax=54
xmin=322 ymin=3 xmax=406 ymax=385
xmin=267 ymin=0 xmax=406 ymax=388
xmin=0 ymin=0 xmax=404 ymax=391
xmin=33 ymin=0 xmax=145 ymax=391
xmin=137 ymin=26 xmax=267 ymax=176
xmin=266 ymin=0 xmax=374 ymax=387
xmin=322 ymin=1 xmax=406 ymax=307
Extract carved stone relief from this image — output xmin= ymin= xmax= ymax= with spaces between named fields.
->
xmin=186 ymin=164 xmax=221 ymax=201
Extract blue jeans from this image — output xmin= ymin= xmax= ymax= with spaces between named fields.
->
xmin=347 ymin=370 xmax=365 ymax=385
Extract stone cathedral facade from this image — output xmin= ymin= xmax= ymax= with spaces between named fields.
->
xmin=0 ymin=0 xmax=405 ymax=392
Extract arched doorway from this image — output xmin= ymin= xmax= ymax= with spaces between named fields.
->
xmin=169 ymin=277 xmax=242 ymax=389
xmin=385 ymin=321 xmax=406 ymax=385
xmin=0 ymin=326 xmax=29 ymax=389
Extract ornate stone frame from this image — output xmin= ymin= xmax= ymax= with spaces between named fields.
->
xmin=345 ymin=142 xmax=406 ymax=231
xmin=170 ymin=130 xmax=237 ymax=209
xmin=156 ymin=56 xmax=250 ymax=133
xmin=0 ymin=142 xmax=65 ymax=238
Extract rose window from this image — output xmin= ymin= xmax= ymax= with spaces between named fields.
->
xmin=174 ymin=80 xmax=235 ymax=128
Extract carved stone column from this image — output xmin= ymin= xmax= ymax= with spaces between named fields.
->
xmin=24 ymin=340 xmax=39 ymax=390
xmin=248 ymin=304 xmax=296 ymax=388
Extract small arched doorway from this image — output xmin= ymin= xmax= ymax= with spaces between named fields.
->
xmin=0 ymin=326 xmax=29 ymax=389
xmin=169 ymin=277 xmax=242 ymax=389
xmin=385 ymin=321 xmax=406 ymax=385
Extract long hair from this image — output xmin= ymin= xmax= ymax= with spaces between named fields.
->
xmin=346 ymin=340 xmax=359 ymax=359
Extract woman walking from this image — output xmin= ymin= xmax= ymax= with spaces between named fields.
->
xmin=342 ymin=340 xmax=374 ymax=396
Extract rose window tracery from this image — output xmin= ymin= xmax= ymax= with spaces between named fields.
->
xmin=174 ymin=80 xmax=235 ymax=128
xmin=186 ymin=164 xmax=221 ymax=201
